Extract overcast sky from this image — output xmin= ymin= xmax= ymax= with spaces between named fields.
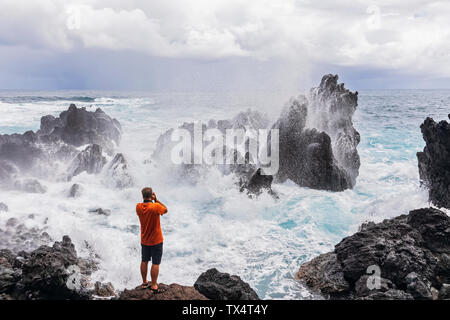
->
xmin=1 ymin=0 xmax=450 ymax=90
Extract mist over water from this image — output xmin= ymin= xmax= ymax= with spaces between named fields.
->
xmin=1 ymin=89 xmax=449 ymax=299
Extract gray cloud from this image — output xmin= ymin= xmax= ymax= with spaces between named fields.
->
xmin=0 ymin=0 xmax=449 ymax=89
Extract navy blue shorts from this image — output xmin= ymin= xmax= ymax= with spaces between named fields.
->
xmin=141 ymin=242 xmax=163 ymax=264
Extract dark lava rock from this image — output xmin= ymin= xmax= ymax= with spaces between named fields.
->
xmin=417 ymin=115 xmax=450 ymax=209
xmin=240 ymin=168 xmax=274 ymax=196
xmin=273 ymin=74 xmax=359 ymax=191
xmin=119 ymin=283 xmax=207 ymax=300
xmin=18 ymin=235 xmax=90 ymax=299
xmin=152 ymin=110 xmax=266 ymax=184
xmin=41 ymin=104 xmax=121 ymax=155
xmin=88 ymin=208 xmax=111 ymax=216
xmin=439 ymin=283 xmax=450 ymax=299
xmin=151 ymin=74 xmax=359 ymax=193
xmin=0 ymin=220 xmax=52 ymax=254
xmin=69 ymin=144 xmax=106 ymax=178
xmin=194 ymin=268 xmax=259 ymax=300
xmin=296 ymin=252 xmax=349 ymax=298
xmin=0 ymin=265 xmax=21 ymax=294
xmin=68 ymin=183 xmax=83 ymax=198
xmin=0 ymin=203 xmax=8 ymax=212
xmin=354 ymin=274 xmax=396 ymax=297
xmin=359 ymin=289 xmax=414 ymax=300
xmin=103 ymin=153 xmax=134 ymax=189
xmin=6 ymin=218 xmax=18 ymax=227
xmin=0 ymin=104 xmax=121 ymax=191
xmin=0 ymin=235 xmax=104 ymax=300
xmin=0 ymin=160 xmax=19 ymax=187
xmin=297 ymin=207 xmax=450 ymax=300
xmin=93 ymin=281 xmax=116 ymax=298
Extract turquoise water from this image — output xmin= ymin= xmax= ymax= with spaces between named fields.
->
xmin=0 ymin=89 xmax=449 ymax=299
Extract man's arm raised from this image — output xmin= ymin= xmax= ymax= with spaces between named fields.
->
xmin=152 ymin=192 xmax=168 ymax=215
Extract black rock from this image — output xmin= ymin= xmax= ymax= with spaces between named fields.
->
xmin=0 ymin=249 xmax=17 ymax=268
xmin=17 ymin=235 xmax=91 ymax=299
xmin=297 ymin=207 xmax=450 ymax=300
xmin=119 ymin=283 xmax=207 ymax=300
xmin=103 ymin=153 xmax=134 ymax=189
xmin=42 ymin=104 xmax=121 ymax=155
xmin=296 ymin=252 xmax=349 ymax=298
xmin=0 ymin=132 xmax=43 ymax=171
xmin=359 ymin=289 xmax=414 ymax=300
xmin=68 ymin=184 xmax=83 ymax=198
xmin=93 ymin=281 xmax=115 ymax=297
xmin=152 ymin=75 xmax=360 ymax=193
xmin=240 ymin=168 xmax=274 ymax=196
xmin=417 ymin=115 xmax=450 ymax=209
xmin=273 ymin=74 xmax=359 ymax=191
xmin=88 ymin=208 xmax=111 ymax=216
xmin=0 ymin=249 xmax=22 ymax=294
xmin=194 ymin=268 xmax=259 ymax=300
xmin=152 ymin=110 xmax=267 ymax=184
xmin=405 ymin=272 xmax=433 ymax=300
xmin=439 ymin=283 xmax=450 ymax=299
xmin=69 ymin=144 xmax=106 ymax=178
xmin=0 ymin=104 xmax=121 ymax=191
xmin=354 ymin=275 xmax=396 ymax=298
xmin=0 ymin=160 xmax=18 ymax=187
xmin=0 ymin=265 xmax=21 ymax=294
xmin=0 ymin=203 xmax=8 ymax=212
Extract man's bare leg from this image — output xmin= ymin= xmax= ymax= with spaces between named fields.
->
xmin=150 ymin=264 xmax=159 ymax=289
xmin=140 ymin=261 xmax=149 ymax=286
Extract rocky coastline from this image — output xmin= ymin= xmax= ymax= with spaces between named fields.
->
xmin=0 ymin=236 xmax=260 ymax=300
xmin=1 ymin=76 xmax=450 ymax=300
xmin=297 ymin=114 xmax=450 ymax=300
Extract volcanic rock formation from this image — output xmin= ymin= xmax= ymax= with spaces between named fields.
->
xmin=152 ymin=74 xmax=360 ymax=193
xmin=296 ymin=207 xmax=450 ymax=300
xmin=194 ymin=268 xmax=260 ymax=300
xmin=417 ymin=115 xmax=450 ymax=209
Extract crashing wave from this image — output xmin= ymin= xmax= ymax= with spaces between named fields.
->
xmin=152 ymin=74 xmax=360 ymax=192
xmin=0 ymin=104 xmax=133 ymax=192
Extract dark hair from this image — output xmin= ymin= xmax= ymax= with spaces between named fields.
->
xmin=141 ymin=187 xmax=153 ymax=199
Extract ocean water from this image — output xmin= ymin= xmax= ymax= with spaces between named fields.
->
xmin=0 ymin=89 xmax=449 ymax=299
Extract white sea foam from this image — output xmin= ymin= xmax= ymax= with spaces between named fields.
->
xmin=0 ymin=90 xmax=449 ymax=299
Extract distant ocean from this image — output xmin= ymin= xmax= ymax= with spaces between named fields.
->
xmin=0 ymin=89 xmax=449 ymax=299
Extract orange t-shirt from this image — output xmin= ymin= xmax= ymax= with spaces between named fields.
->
xmin=136 ymin=202 xmax=166 ymax=246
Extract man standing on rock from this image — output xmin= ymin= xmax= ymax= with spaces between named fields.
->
xmin=136 ymin=187 xmax=168 ymax=293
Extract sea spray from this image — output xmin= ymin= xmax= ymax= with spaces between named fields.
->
xmin=1 ymin=89 xmax=448 ymax=298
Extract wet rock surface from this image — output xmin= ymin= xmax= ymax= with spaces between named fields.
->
xmin=273 ymin=74 xmax=359 ymax=191
xmin=297 ymin=207 xmax=450 ymax=300
xmin=0 ymin=218 xmax=52 ymax=253
xmin=0 ymin=203 xmax=8 ymax=212
xmin=119 ymin=283 xmax=208 ymax=300
xmin=38 ymin=104 xmax=121 ymax=155
xmin=68 ymin=183 xmax=83 ymax=198
xmin=417 ymin=115 xmax=450 ymax=209
xmin=0 ymin=104 xmax=127 ymax=193
xmin=88 ymin=208 xmax=111 ymax=216
xmin=93 ymin=281 xmax=116 ymax=298
xmin=69 ymin=144 xmax=106 ymax=178
xmin=240 ymin=168 xmax=275 ymax=197
xmin=194 ymin=268 xmax=260 ymax=300
xmin=103 ymin=153 xmax=134 ymax=189
xmin=153 ymin=74 xmax=360 ymax=193
xmin=0 ymin=236 xmax=98 ymax=300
